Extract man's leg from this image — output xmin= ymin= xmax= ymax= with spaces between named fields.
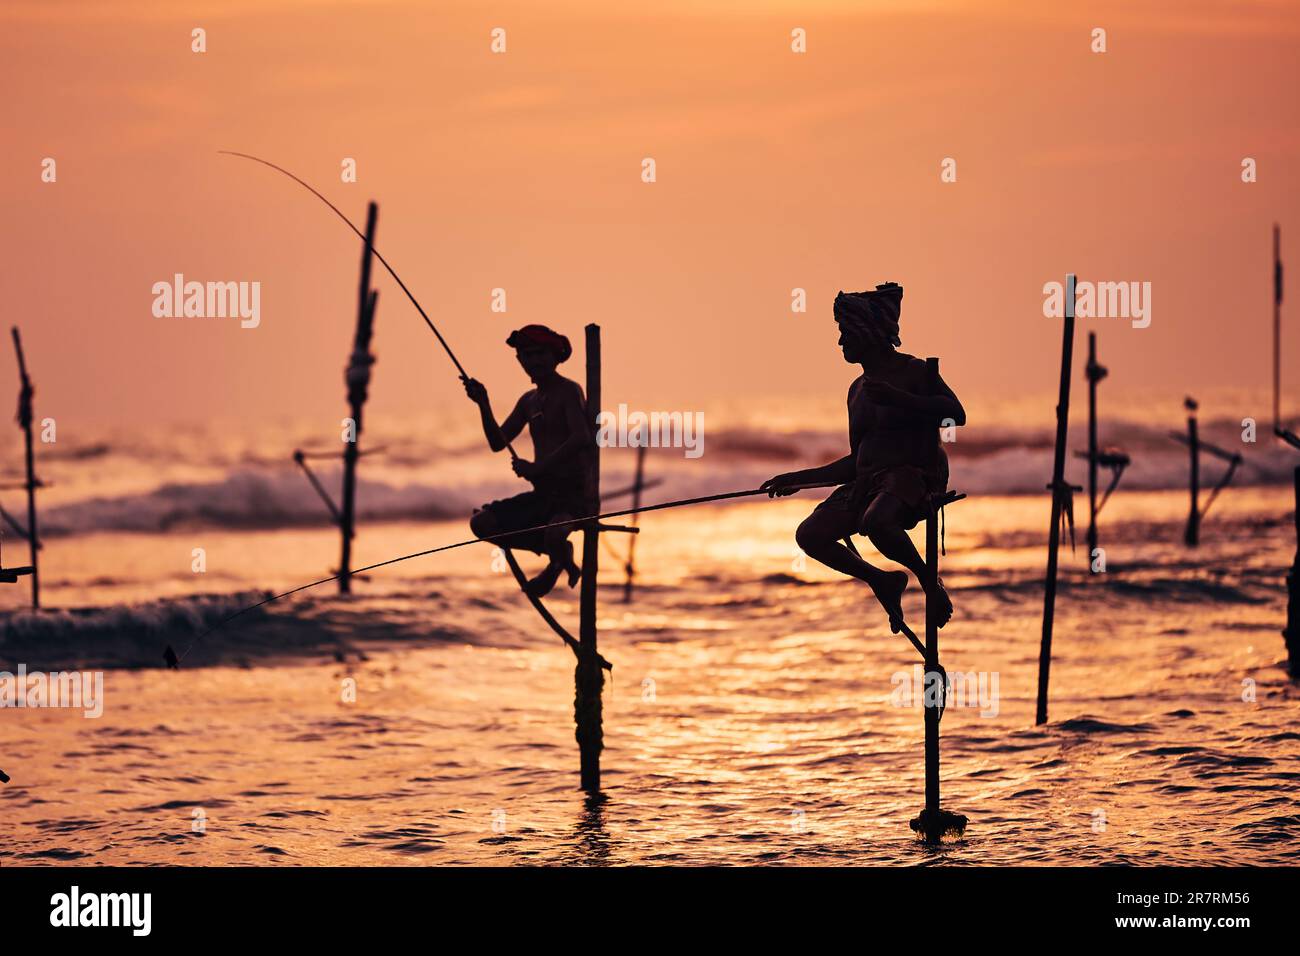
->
xmin=471 ymin=501 xmax=543 ymax=552
xmin=860 ymin=494 xmax=952 ymax=626
xmin=469 ymin=506 xmax=500 ymax=541
xmin=796 ymin=506 xmax=909 ymax=630
xmin=525 ymin=516 xmax=580 ymax=598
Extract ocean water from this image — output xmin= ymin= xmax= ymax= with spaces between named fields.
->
xmin=1 ymin=400 xmax=1298 ymax=865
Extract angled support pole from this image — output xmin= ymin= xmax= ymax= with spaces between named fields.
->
xmin=292 ymin=450 xmax=343 ymax=526
xmin=0 ymin=502 xmax=39 ymax=550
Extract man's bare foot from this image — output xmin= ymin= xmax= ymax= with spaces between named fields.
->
xmin=557 ymin=539 xmax=580 ymax=588
xmin=868 ymin=570 xmax=909 ymax=633
xmin=926 ymin=576 xmax=953 ymax=628
xmin=524 ymin=560 xmax=564 ymax=598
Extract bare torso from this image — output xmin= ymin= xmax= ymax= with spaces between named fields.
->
xmin=515 ymin=375 xmax=591 ymax=487
xmin=848 ymin=351 xmax=946 ymax=482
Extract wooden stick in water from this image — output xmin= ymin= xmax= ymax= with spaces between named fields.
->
xmin=339 ymin=203 xmax=379 ymax=593
xmin=1184 ymin=399 xmax=1200 ymax=548
xmin=923 ymin=357 xmax=942 ymax=822
xmin=622 ymin=444 xmax=647 ymax=602
xmin=910 ymin=363 xmax=967 ymax=840
xmin=11 ymin=328 xmax=39 ymax=609
xmin=1085 ymin=332 xmax=1107 ymax=563
xmin=1036 ymin=275 xmax=1077 ymax=726
xmin=576 ymin=323 xmax=604 ymax=792
xmin=1275 ymin=223 xmax=1282 ymax=437
xmin=1287 ymin=462 xmax=1300 ymax=679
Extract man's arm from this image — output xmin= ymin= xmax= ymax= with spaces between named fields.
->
xmin=463 ymin=377 xmax=527 ymax=452
xmin=862 ymin=372 xmax=965 ymax=426
xmin=761 ymin=453 xmax=855 ymax=497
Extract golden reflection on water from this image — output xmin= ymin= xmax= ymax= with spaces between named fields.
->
xmin=1 ymin=488 xmax=1297 ymax=864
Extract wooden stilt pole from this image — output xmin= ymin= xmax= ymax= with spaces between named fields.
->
xmin=1275 ymin=224 xmax=1282 ymax=437
xmin=11 ymin=329 xmax=39 ymax=609
xmin=923 ymin=358 xmax=942 ymax=821
xmin=622 ymin=444 xmax=646 ymax=603
xmin=1036 ymin=274 xmax=1078 ymax=726
xmin=1286 ymin=464 xmax=1300 ymax=679
xmin=1274 ymin=224 xmax=1299 ymax=678
xmin=1085 ymin=332 xmax=1105 ymax=563
xmin=338 ymin=202 xmax=379 ymax=594
xmin=910 ymin=358 xmax=967 ymax=841
xmin=576 ymin=323 xmax=604 ymax=792
xmin=1184 ymin=399 xmax=1200 ymax=548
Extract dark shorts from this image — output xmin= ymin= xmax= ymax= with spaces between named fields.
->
xmin=814 ymin=465 xmax=940 ymax=532
xmin=476 ymin=485 xmax=590 ymax=554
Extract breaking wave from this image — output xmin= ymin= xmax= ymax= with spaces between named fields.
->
xmin=22 ymin=413 xmax=1299 ymax=537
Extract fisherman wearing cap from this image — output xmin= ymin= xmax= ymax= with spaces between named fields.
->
xmin=761 ymin=283 xmax=965 ymax=633
xmin=463 ymin=325 xmax=594 ymax=597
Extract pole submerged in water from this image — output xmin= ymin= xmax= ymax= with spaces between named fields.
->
xmin=1273 ymin=224 xmax=1299 ymax=678
xmin=576 ymin=323 xmax=605 ymax=792
xmin=1184 ymin=398 xmax=1200 ymax=548
xmin=11 ymin=328 xmax=40 ymax=609
xmin=1036 ymin=274 xmax=1078 ymax=726
xmin=1275 ymin=224 xmax=1282 ymax=437
xmin=339 ymin=202 xmax=379 ymax=594
xmin=920 ymin=358 xmax=941 ymax=822
xmin=909 ymin=357 xmax=967 ymax=842
xmin=1085 ymin=332 xmax=1106 ymax=562
xmin=1287 ymin=462 xmax=1300 ymax=679
xmin=923 ymin=359 xmax=943 ymax=824
xmin=622 ymin=444 xmax=647 ymax=603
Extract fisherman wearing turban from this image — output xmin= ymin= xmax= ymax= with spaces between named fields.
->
xmin=761 ymin=282 xmax=966 ymax=633
xmin=463 ymin=324 xmax=594 ymax=597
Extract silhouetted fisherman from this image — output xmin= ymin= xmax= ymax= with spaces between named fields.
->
xmin=762 ymin=283 xmax=965 ymax=632
xmin=463 ymin=325 xmax=593 ymax=597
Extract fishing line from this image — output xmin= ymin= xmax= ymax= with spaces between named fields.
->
xmin=168 ymin=481 xmax=841 ymax=664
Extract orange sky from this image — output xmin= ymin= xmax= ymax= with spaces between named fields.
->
xmin=1 ymin=0 xmax=1298 ymax=430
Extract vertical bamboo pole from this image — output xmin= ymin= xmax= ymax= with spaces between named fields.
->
xmin=923 ymin=357 xmax=942 ymax=820
xmin=1036 ymin=274 xmax=1077 ymax=726
xmin=11 ymin=328 xmax=38 ymax=609
xmin=1276 ymin=225 xmax=1296 ymax=676
xmin=338 ymin=202 xmax=378 ymax=594
xmin=622 ymin=444 xmax=646 ymax=603
xmin=576 ymin=323 xmax=604 ymax=791
xmin=1184 ymin=403 xmax=1200 ymax=548
xmin=1287 ymin=465 xmax=1300 ymax=679
xmin=1086 ymin=333 xmax=1100 ymax=561
xmin=1275 ymin=224 xmax=1282 ymax=436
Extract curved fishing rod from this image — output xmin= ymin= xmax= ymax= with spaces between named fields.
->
xmin=219 ymin=150 xmax=519 ymax=458
xmin=219 ymin=151 xmax=467 ymax=377
xmin=167 ymin=480 xmax=839 ymax=665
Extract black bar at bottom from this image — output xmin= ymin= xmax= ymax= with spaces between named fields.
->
xmin=0 ymin=866 xmax=1288 ymax=941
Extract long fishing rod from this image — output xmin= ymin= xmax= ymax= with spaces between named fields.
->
xmin=219 ymin=151 xmax=465 ymax=376
xmin=218 ymin=151 xmax=517 ymax=457
xmin=167 ymin=480 xmax=840 ymax=665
